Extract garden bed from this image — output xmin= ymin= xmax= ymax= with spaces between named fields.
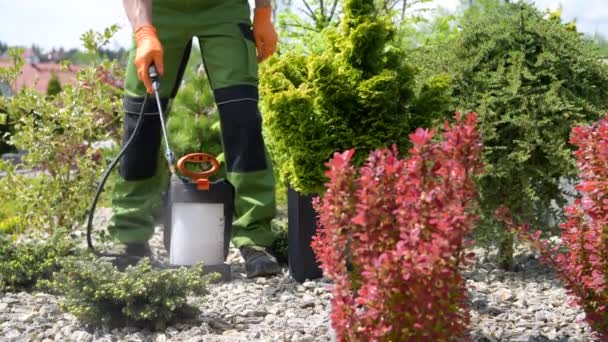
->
xmin=0 ymin=207 xmax=595 ymax=342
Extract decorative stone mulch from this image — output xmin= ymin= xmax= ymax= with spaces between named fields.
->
xmin=0 ymin=208 xmax=596 ymax=341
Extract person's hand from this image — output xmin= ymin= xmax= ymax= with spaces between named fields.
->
xmin=253 ymin=7 xmax=278 ymax=63
xmin=134 ymin=25 xmax=164 ymax=93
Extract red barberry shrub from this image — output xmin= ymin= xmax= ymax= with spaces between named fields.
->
xmin=312 ymin=113 xmax=484 ymax=341
xmin=512 ymin=115 xmax=608 ymax=340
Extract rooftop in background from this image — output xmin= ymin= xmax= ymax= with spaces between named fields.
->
xmin=0 ymin=49 xmax=80 ymax=94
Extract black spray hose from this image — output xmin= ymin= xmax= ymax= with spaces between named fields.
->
xmin=87 ymin=65 xmax=172 ymax=257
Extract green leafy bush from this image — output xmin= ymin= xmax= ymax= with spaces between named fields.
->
xmin=0 ymin=111 xmax=15 ymax=155
xmin=260 ymin=0 xmax=449 ymax=195
xmin=0 ymin=27 xmax=124 ymax=231
xmin=0 ymin=229 xmax=75 ymax=291
xmin=46 ymin=257 xmax=218 ymax=330
xmin=417 ymin=1 xmax=608 ymax=266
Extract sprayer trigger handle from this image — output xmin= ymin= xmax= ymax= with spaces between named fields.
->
xmin=177 ymin=153 xmax=220 ymax=187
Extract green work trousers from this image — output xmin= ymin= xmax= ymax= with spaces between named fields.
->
xmin=108 ymin=0 xmax=277 ymax=248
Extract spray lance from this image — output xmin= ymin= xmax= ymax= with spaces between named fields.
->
xmin=86 ymin=66 xmax=234 ymax=279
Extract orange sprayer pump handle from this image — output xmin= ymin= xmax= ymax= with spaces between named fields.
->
xmin=176 ymin=153 xmax=220 ymax=184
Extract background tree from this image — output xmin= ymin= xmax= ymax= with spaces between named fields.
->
xmin=46 ymin=74 xmax=62 ymax=97
xmin=166 ymin=40 xmax=225 ymax=179
xmin=276 ymin=0 xmax=342 ymax=53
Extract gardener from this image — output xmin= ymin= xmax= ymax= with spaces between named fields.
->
xmin=110 ymin=0 xmax=280 ymax=278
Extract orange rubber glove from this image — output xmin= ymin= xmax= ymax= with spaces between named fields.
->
xmin=134 ymin=25 xmax=164 ymax=94
xmin=253 ymin=7 xmax=278 ymax=63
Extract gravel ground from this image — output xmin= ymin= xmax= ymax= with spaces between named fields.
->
xmin=0 ymin=208 xmax=598 ymax=341
xmin=464 ymin=246 xmax=595 ymax=342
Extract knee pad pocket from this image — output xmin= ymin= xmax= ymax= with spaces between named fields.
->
xmin=214 ymin=85 xmax=267 ymax=173
xmin=120 ymin=96 xmax=170 ymax=180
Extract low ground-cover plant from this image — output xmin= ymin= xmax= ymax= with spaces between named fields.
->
xmin=0 ymin=229 xmax=75 ymax=291
xmin=510 ymin=115 xmax=608 ymax=339
xmin=45 ymin=258 xmax=218 ymax=330
xmin=0 ymin=227 xmax=218 ymax=329
xmin=312 ymin=113 xmax=483 ymax=340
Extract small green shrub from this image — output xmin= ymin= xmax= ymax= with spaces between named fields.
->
xmin=46 ymin=258 xmax=218 ymax=330
xmin=0 ymin=27 xmax=124 ymax=231
xmin=0 ymin=226 xmax=218 ymax=330
xmin=0 ymin=229 xmax=75 ymax=291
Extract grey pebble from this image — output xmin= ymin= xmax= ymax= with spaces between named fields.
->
xmin=70 ymin=330 xmax=93 ymax=342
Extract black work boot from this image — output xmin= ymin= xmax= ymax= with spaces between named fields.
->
xmin=240 ymin=245 xmax=281 ymax=278
xmin=105 ymin=242 xmax=152 ymax=271
xmin=125 ymin=242 xmax=152 ymax=257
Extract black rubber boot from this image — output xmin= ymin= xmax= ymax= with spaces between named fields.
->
xmin=240 ymin=245 xmax=281 ymax=278
xmin=125 ymin=242 xmax=152 ymax=258
xmin=104 ymin=242 xmax=152 ymax=271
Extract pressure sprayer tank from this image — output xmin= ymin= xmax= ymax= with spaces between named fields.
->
xmin=163 ymin=153 xmax=234 ymax=281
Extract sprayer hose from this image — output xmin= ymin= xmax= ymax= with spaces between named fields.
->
xmin=86 ymin=94 xmax=150 ymax=257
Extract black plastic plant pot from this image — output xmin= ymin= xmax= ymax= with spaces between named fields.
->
xmin=287 ymin=185 xmax=323 ymax=283
xmin=164 ymin=174 xmax=234 ymax=281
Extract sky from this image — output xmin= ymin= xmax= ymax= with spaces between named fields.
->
xmin=0 ymin=0 xmax=606 ymax=51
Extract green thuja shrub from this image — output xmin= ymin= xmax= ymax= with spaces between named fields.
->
xmin=0 ymin=229 xmax=76 ymax=291
xmin=419 ymin=1 xmax=608 ymax=267
xmin=46 ymin=257 xmax=218 ymax=330
xmin=260 ymin=0 xmax=449 ymax=195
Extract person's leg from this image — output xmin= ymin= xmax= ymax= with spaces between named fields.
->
xmin=195 ymin=1 xmax=279 ymax=276
xmin=108 ymin=7 xmax=194 ymax=247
